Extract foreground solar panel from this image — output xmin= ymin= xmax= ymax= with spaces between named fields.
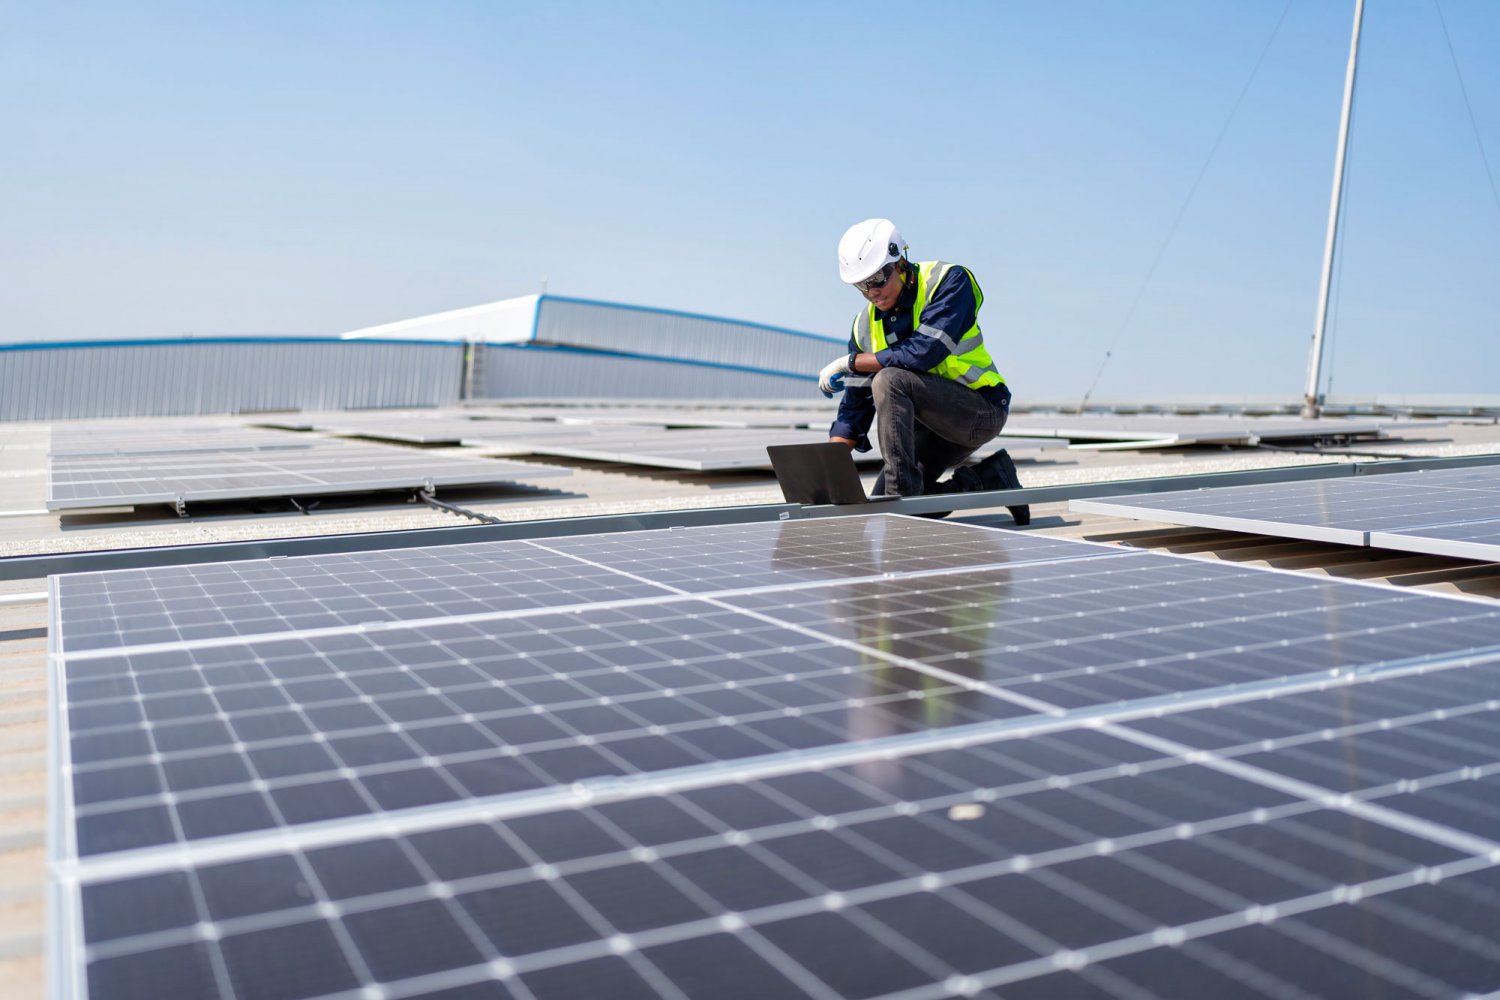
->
xmin=46 ymin=439 xmax=566 ymax=511
xmin=50 ymin=515 xmax=1500 ymax=998
xmin=1072 ymin=463 xmax=1500 ymax=553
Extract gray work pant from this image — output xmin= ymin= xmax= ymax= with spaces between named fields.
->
xmin=870 ymin=368 xmax=1009 ymax=497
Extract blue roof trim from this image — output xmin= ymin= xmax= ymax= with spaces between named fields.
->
xmin=0 ymin=336 xmax=466 ymax=352
xmin=487 ymin=341 xmax=817 ymax=382
xmin=536 ymin=294 xmax=843 ymax=345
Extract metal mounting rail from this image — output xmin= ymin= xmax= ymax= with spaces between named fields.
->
xmin=4 ymin=453 xmax=1499 ymax=581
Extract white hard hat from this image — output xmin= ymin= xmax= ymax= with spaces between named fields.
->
xmin=837 ymin=218 xmax=908 ymax=284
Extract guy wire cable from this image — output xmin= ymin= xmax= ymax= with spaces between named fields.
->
xmin=1434 ymin=0 xmax=1500 ymax=221
xmin=1077 ymin=0 xmax=1295 ymax=412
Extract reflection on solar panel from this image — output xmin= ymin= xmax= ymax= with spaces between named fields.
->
xmin=51 ymin=515 xmax=1500 ymax=998
xmin=47 ymin=439 xmax=565 ymax=511
xmin=1072 ymin=465 xmax=1500 ymax=552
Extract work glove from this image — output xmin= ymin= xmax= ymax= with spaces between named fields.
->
xmin=818 ymin=355 xmax=852 ymax=398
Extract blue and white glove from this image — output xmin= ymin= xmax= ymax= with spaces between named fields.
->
xmin=818 ymin=355 xmax=852 ymax=398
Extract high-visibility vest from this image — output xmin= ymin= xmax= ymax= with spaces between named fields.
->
xmin=849 ymin=261 xmax=1004 ymax=390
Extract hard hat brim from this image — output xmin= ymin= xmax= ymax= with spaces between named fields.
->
xmin=838 ymin=258 xmax=887 ymax=285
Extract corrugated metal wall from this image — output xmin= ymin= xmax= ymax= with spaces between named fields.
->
xmin=0 ymin=339 xmax=463 ymax=420
xmin=482 ymin=345 xmax=816 ymax=401
xmin=532 ymin=297 xmax=841 ymax=375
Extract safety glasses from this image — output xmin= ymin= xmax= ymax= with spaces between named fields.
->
xmin=853 ymin=262 xmax=897 ymax=293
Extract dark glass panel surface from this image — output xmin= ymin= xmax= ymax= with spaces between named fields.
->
xmin=81 ymin=871 xmax=197 ymax=943
xmin=457 ymin=881 xmax=599 ymax=957
xmin=198 ymin=854 xmax=315 ymax=920
xmin=342 ymin=899 xmax=486 ymax=981
xmin=87 ymin=941 xmax=220 ymax=1000
xmin=305 ymin=839 xmax=425 ymax=900
xmin=219 ymin=919 xmax=359 ymax=1000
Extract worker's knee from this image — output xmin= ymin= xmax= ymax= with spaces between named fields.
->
xmin=871 ymin=366 xmax=918 ymax=403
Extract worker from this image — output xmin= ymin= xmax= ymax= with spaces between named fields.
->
xmin=818 ymin=218 xmax=1029 ymax=524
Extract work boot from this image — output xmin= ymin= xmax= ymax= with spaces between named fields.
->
xmin=951 ymin=449 xmax=1030 ymax=525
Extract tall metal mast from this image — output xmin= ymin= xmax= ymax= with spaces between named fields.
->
xmin=1302 ymin=0 xmax=1365 ymax=419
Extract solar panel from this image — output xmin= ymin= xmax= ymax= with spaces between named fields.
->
xmin=1003 ymin=415 xmax=1401 ymax=446
xmin=503 ymin=427 xmax=1060 ymax=472
xmin=279 ymin=413 xmax=577 ymax=447
xmin=571 ymin=408 xmax=836 ymax=429
xmin=51 ymin=515 xmax=1500 ymax=998
xmin=249 ymin=417 xmax=319 ymax=432
xmin=47 ymin=440 xmax=566 ymax=511
xmin=260 ymin=415 xmax=625 ymax=456
xmin=511 ymin=427 xmax=846 ymax=471
xmin=50 ymin=423 xmax=321 ymax=457
xmin=1072 ymin=465 xmax=1500 ymax=551
xmin=463 ymin=404 xmax=843 ymax=428
xmin=244 ymin=411 xmax=1064 ymax=467
xmin=322 ymin=418 xmax=497 ymax=446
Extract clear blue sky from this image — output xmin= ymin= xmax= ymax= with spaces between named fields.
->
xmin=3 ymin=1 xmax=1498 ymax=400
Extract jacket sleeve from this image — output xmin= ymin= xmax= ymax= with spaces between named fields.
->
xmin=829 ymin=325 xmax=874 ymax=451
xmin=873 ymin=266 xmax=977 ymax=373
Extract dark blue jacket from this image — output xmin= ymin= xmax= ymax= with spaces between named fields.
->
xmin=830 ymin=263 xmax=1010 ymax=448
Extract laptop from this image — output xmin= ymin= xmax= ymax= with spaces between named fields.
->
xmin=766 ymin=442 xmax=899 ymax=505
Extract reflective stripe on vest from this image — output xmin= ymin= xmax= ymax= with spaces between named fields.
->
xmin=851 ymin=261 xmax=1004 ymax=391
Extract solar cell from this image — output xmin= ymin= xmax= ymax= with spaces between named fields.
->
xmin=50 ymin=514 xmax=1500 ymax=998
